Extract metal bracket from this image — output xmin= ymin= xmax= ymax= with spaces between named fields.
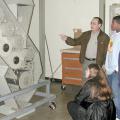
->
xmin=0 ymin=80 xmax=56 ymax=120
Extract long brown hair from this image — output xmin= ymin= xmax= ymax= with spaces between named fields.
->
xmin=88 ymin=64 xmax=112 ymax=101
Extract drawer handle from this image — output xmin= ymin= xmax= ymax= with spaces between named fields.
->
xmin=63 ymin=58 xmax=79 ymax=60
xmin=64 ymin=67 xmax=81 ymax=71
xmin=64 ymin=77 xmax=81 ymax=81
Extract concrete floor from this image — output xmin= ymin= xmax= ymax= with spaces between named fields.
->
xmin=19 ymin=82 xmax=80 ymax=120
xmin=0 ymin=82 xmax=80 ymax=120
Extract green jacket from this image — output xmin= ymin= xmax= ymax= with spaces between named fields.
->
xmin=66 ymin=30 xmax=110 ymax=66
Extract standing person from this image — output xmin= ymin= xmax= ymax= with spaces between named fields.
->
xmin=67 ymin=63 xmax=116 ymax=120
xmin=60 ymin=17 xmax=110 ymax=80
xmin=105 ymin=15 xmax=120 ymax=120
xmin=118 ymin=52 xmax=120 ymax=87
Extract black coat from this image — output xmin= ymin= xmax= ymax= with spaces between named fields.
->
xmin=68 ymin=77 xmax=116 ymax=120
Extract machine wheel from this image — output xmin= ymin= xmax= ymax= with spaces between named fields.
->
xmin=49 ymin=102 xmax=56 ymax=110
xmin=61 ymin=85 xmax=66 ymax=90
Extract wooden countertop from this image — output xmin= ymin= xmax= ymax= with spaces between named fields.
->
xmin=61 ymin=46 xmax=80 ymax=54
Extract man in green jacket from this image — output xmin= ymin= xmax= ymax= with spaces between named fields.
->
xmin=60 ymin=17 xmax=110 ymax=80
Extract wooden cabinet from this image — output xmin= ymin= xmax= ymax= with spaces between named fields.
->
xmin=61 ymin=49 xmax=83 ymax=86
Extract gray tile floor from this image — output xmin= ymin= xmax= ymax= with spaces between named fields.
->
xmin=0 ymin=82 xmax=80 ymax=120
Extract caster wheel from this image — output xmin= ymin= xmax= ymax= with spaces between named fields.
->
xmin=61 ymin=85 xmax=66 ymax=90
xmin=49 ymin=102 xmax=56 ymax=110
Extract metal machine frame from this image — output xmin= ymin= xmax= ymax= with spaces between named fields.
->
xmin=0 ymin=80 xmax=56 ymax=120
xmin=0 ymin=0 xmax=56 ymax=119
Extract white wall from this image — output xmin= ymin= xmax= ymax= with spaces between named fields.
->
xmin=45 ymin=0 xmax=99 ymax=79
xmin=105 ymin=0 xmax=120 ymax=34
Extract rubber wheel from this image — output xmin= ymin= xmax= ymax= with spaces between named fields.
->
xmin=61 ymin=85 xmax=66 ymax=90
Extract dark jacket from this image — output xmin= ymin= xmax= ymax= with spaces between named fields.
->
xmin=66 ymin=30 xmax=110 ymax=66
xmin=75 ymin=77 xmax=101 ymax=105
xmin=74 ymin=77 xmax=116 ymax=120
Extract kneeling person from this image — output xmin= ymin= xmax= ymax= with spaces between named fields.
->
xmin=67 ymin=63 xmax=116 ymax=120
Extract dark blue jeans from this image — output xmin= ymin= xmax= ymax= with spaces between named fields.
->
xmin=108 ymin=72 xmax=120 ymax=118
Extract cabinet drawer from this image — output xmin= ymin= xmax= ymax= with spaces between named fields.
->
xmin=63 ymin=68 xmax=82 ymax=74
xmin=62 ymin=52 xmax=82 ymax=86
xmin=62 ymin=53 xmax=80 ymax=58
xmin=62 ymin=60 xmax=81 ymax=67
xmin=63 ymin=73 xmax=82 ymax=78
xmin=62 ymin=79 xmax=82 ymax=85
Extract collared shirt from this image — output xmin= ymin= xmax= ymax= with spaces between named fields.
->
xmin=85 ymin=31 xmax=99 ymax=59
xmin=105 ymin=32 xmax=120 ymax=75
